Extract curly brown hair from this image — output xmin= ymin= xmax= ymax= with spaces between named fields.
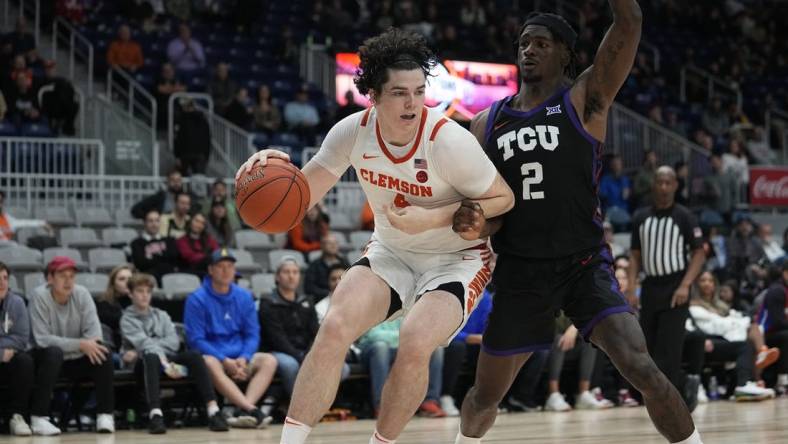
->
xmin=354 ymin=28 xmax=437 ymax=96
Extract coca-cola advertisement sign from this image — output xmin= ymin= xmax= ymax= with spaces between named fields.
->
xmin=749 ymin=167 xmax=788 ymax=206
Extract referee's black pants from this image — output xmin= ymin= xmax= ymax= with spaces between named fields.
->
xmin=640 ymin=273 xmax=689 ymax=392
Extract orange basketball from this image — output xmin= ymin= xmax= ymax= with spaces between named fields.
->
xmin=235 ymin=158 xmax=311 ymax=234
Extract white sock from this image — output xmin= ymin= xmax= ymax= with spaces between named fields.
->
xmin=455 ymin=430 xmax=482 ymax=444
xmin=149 ymin=408 xmax=163 ymax=419
xmin=280 ymin=417 xmax=312 ymax=444
xmin=672 ymin=428 xmax=703 ymax=444
xmin=370 ymin=429 xmax=395 ymax=444
xmin=207 ymin=404 xmax=219 ymax=416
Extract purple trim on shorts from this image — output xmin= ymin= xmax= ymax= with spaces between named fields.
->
xmin=481 ymin=342 xmax=553 ymax=356
xmin=501 ymin=89 xmax=566 ymax=119
xmin=563 ymin=90 xmax=602 ymax=146
xmin=580 ymin=305 xmax=635 ymax=341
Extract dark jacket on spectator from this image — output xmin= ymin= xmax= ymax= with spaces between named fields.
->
xmin=130 ymin=189 xmax=199 ymax=219
xmin=130 ymin=233 xmax=179 ymax=282
xmin=96 ymin=298 xmax=131 ymax=350
xmin=759 ymin=281 xmax=788 ymax=335
xmin=174 ymin=109 xmax=211 ymax=163
xmin=304 ymin=254 xmax=348 ymax=303
xmin=258 ymin=288 xmax=319 ymax=362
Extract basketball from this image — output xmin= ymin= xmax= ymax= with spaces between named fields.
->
xmin=234 ymin=158 xmax=310 ymax=234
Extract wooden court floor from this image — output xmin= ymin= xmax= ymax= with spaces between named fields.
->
xmin=2 ymin=397 xmax=786 ymax=443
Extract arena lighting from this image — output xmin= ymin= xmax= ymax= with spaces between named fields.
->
xmin=336 ymin=53 xmax=518 ymax=121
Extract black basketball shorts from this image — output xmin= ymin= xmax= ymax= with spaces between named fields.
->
xmin=482 ymin=245 xmax=635 ymax=355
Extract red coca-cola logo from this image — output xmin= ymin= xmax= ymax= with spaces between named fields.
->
xmin=749 ymin=167 xmax=788 ymax=206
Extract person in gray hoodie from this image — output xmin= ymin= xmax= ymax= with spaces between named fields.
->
xmin=0 ymin=261 xmax=34 ymax=436
xmin=120 ymin=272 xmax=228 ymax=434
xmin=28 ymin=256 xmax=115 ymax=434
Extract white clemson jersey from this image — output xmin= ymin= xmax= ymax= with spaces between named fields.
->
xmin=312 ymin=106 xmax=498 ymax=254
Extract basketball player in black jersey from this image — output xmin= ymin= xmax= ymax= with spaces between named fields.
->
xmin=452 ymin=2 xmax=703 ymax=444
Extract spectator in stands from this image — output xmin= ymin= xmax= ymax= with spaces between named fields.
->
xmin=159 ymin=191 xmax=192 ymax=239
xmin=287 ymin=205 xmax=329 ymax=255
xmin=544 ymin=313 xmax=612 ymax=411
xmin=722 ymin=139 xmax=749 ymax=188
xmin=0 ymin=90 xmax=6 ymax=121
xmin=700 ymin=154 xmax=738 ymax=222
xmin=106 ymin=24 xmax=144 ymax=72
xmin=357 ymin=318 xmax=446 ymax=418
xmin=746 ymin=126 xmax=776 ymax=165
xmin=726 ymin=215 xmax=765 ymax=283
xmin=687 ymin=271 xmax=778 ymax=400
xmin=701 ymin=97 xmax=730 ymax=141
xmin=604 ymin=221 xmax=626 ymax=257
xmin=756 ymin=224 xmax=786 ymax=264
xmin=206 ymin=200 xmax=234 ymax=247
xmin=35 ymin=60 xmax=79 ymax=135
xmin=459 ymin=0 xmax=486 ymax=28
xmin=0 ymin=261 xmax=35 ymax=436
xmin=173 ymin=98 xmax=211 ymax=175
xmin=253 ymin=84 xmax=281 ymax=136
xmin=200 ymin=179 xmax=240 ymax=231
xmin=674 ymin=161 xmax=690 ymax=205
xmin=131 ymin=209 xmax=179 ymax=283
xmin=284 ymin=85 xmax=320 ymax=143
xmin=0 ymin=190 xmax=48 ymax=241
xmin=176 ymin=213 xmax=218 ymax=276
xmin=166 ymin=23 xmax=205 ymax=72
xmin=633 ymin=150 xmax=658 ymax=208
xmin=6 ymin=55 xmax=32 ymax=94
xmin=666 ymin=109 xmax=690 ymax=138
xmin=184 ymin=250 xmax=277 ymax=428
xmin=360 ymin=200 xmax=374 ymax=231
xmin=131 ymin=168 xmax=194 ymax=219
xmin=120 ymin=273 xmax=229 ymax=434
xmin=154 ymin=63 xmax=186 ymax=129
xmin=599 ymin=155 xmax=631 ymax=229
xmin=304 ymin=233 xmax=349 ymax=303
xmin=259 ymin=257 xmax=349 ymax=398
xmin=757 ymin=261 xmax=788 ymax=393
xmin=95 ymin=265 xmax=134 ymax=363
xmin=29 ymin=256 xmax=116 ymax=434
xmin=207 ymin=62 xmax=237 ymax=114
xmin=223 ymin=87 xmax=254 ymax=130
xmin=5 ymin=17 xmax=35 ymax=58
xmin=334 ymin=90 xmax=363 ymax=123
xmin=314 ymin=263 xmax=344 ymax=323
xmin=6 ymin=74 xmax=41 ymax=125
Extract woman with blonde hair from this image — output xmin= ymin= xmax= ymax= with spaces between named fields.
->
xmin=96 ymin=264 xmax=135 ymax=366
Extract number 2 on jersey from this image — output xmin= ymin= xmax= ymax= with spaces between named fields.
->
xmin=521 ymin=162 xmax=544 ymax=200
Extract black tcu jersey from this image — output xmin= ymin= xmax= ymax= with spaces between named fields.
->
xmin=484 ymin=88 xmax=604 ymax=259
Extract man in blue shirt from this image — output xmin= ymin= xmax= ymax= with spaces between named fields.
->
xmin=185 ymin=249 xmax=278 ymax=428
xmin=599 ymin=155 xmax=632 ymax=228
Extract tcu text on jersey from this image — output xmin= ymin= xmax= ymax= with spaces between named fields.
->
xmin=496 ymin=125 xmax=560 ymax=161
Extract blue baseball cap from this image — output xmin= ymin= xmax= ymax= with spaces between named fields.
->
xmin=210 ymin=248 xmax=236 ymax=265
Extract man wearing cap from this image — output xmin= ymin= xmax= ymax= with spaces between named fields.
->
xmin=184 ymin=249 xmax=278 ymax=428
xmin=259 ymin=257 xmax=350 ymax=399
xmin=28 ymin=256 xmax=115 ymax=434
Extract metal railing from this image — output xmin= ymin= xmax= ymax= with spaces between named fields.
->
xmin=194 ymin=103 xmax=255 ymax=177
xmin=3 ymin=0 xmax=40 ymax=46
xmin=106 ymin=67 xmax=157 ymax=157
xmin=639 ymin=40 xmax=661 ymax=72
xmin=765 ymin=107 xmax=788 ymax=163
xmin=51 ymin=16 xmax=94 ymax=95
xmin=0 ymin=137 xmax=104 ymax=175
xmin=300 ymin=44 xmax=335 ymax=98
xmin=680 ymin=65 xmax=742 ymax=110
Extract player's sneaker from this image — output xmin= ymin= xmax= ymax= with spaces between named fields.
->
xmin=545 ymin=392 xmax=571 ymax=412
xmin=439 ymin=395 xmax=460 ymax=417
xmin=417 ymin=400 xmax=447 ymax=418
xmin=31 ymin=416 xmax=61 ymax=436
xmin=755 ymin=346 xmax=780 ymax=369
xmin=10 ymin=414 xmax=32 ymax=436
xmin=617 ymin=389 xmax=639 ymax=407
xmin=697 ymin=383 xmax=709 ymax=404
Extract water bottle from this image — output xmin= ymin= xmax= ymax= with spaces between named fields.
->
xmin=707 ymin=376 xmax=719 ymax=401
xmin=126 ymin=408 xmax=136 ymax=428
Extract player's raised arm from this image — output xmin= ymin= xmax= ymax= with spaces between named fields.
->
xmin=571 ymin=0 xmax=642 ymax=130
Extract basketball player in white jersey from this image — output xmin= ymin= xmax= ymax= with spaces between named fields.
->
xmin=237 ymin=28 xmax=514 ymax=444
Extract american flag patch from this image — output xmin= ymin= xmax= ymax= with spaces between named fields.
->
xmin=414 ymin=158 xmax=428 ymax=169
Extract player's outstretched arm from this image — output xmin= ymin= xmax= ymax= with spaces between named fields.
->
xmin=571 ymin=0 xmax=642 ymax=138
xmin=235 ymin=148 xmax=342 ymax=211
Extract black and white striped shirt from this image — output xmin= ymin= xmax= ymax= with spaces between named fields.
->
xmin=631 ymin=204 xmax=703 ymax=277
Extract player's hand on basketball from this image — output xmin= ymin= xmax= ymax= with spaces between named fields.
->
xmin=384 ymin=204 xmax=433 ymax=234
xmin=558 ymin=326 xmax=578 ymax=352
xmin=452 ymin=199 xmax=485 ymax=240
xmin=671 ymin=284 xmax=690 ymax=308
xmin=235 ymin=148 xmax=291 ymax=180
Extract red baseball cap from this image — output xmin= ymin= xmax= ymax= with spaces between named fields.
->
xmin=47 ymin=256 xmax=77 ymax=274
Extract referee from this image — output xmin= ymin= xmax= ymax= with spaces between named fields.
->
xmin=627 ymin=166 xmax=706 ymax=410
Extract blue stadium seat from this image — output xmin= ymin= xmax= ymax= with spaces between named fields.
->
xmin=0 ymin=121 xmax=18 ymax=136
xmin=20 ymin=123 xmax=52 ymax=138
